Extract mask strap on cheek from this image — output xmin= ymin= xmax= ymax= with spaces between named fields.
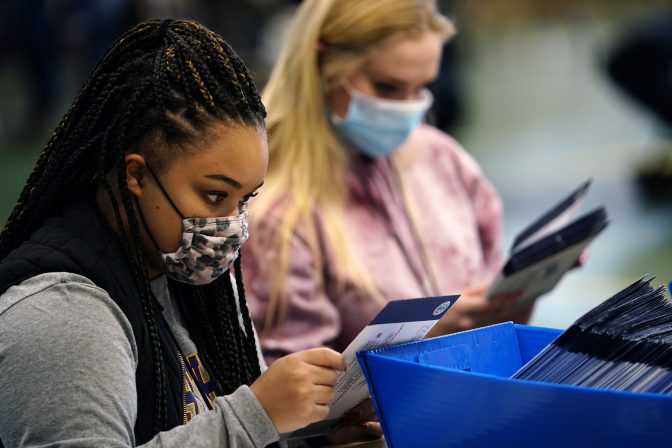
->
xmin=144 ymin=162 xmax=187 ymax=220
xmin=134 ymin=197 xmax=166 ymax=254
xmin=328 ymin=80 xmax=356 ymax=123
xmin=342 ymin=78 xmax=355 ymax=95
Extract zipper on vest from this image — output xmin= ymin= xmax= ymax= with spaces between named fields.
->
xmin=177 ymin=352 xmax=188 ymax=425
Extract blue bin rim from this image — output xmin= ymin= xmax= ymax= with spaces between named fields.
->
xmin=358 ymin=322 xmax=672 ymax=402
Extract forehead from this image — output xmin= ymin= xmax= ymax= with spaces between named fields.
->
xmin=167 ymin=122 xmax=268 ymax=184
xmin=363 ymin=31 xmax=443 ymax=82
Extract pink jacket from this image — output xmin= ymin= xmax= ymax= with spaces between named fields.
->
xmin=242 ymin=125 xmax=503 ymax=362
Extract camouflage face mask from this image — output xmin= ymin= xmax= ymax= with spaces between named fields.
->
xmin=160 ymin=210 xmax=249 ymax=285
xmin=141 ymin=163 xmax=249 ymax=285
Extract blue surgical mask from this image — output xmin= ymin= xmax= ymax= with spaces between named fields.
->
xmin=329 ymin=88 xmax=433 ymax=158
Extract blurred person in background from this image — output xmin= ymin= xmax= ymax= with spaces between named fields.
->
xmin=606 ymin=10 xmax=672 ymax=201
xmin=428 ymin=0 xmax=465 ymax=133
xmin=1 ymin=0 xmax=134 ymax=141
xmin=607 ymin=11 xmax=672 ymax=131
xmin=243 ymin=0 xmax=534 ymax=363
xmin=0 ymin=0 xmax=291 ymax=148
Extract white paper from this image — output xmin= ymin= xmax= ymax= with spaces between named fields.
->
xmin=287 ymin=295 xmax=457 ymax=440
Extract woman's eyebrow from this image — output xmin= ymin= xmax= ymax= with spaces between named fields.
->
xmin=204 ymin=174 xmax=242 ymax=189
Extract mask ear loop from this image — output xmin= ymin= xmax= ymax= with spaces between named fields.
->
xmin=145 ymin=162 xmax=187 ymax=220
xmin=327 ymin=79 xmax=356 ymax=124
xmin=341 ymin=78 xmax=355 ymax=95
xmin=135 ymin=196 xmax=165 ymax=254
xmin=135 ymin=162 xmax=185 ymax=254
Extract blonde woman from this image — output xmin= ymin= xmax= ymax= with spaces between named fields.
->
xmin=243 ymin=0 xmax=533 ymax=362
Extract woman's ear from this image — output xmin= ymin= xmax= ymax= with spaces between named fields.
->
xmin=125 ymin=153 xmax=147 ymax=198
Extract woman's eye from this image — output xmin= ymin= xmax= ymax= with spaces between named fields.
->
xmin=373 ymin=82 xmax=397 ymax=96
xmin=240 ymin=191 xmax=259 ymax=205
xmin=205 ymin=192 xmax=227 ymax=204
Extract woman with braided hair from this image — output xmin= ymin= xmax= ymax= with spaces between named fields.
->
xmin=0 ymin=19 xmax=364 ymax=447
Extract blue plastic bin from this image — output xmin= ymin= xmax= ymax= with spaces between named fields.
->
xmin=357 ymin=322 xmax=672 ymax=447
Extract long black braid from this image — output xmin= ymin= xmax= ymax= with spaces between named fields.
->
xmin=0 ymin=19 xmax=266 ymax=434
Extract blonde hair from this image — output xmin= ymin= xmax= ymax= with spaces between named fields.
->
xmin=252 ymin=0 xmax=455 ymax=329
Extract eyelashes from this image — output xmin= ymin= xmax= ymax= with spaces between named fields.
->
xmin=205 ymin=192 xmax=228 ymax=204
xmin=204 ymin=190 xmax=259 ymax=209
xmin=240 ymin=191 xmax=259 ymax=204
xmin=372 ymin=81 xmax=431 ymax=99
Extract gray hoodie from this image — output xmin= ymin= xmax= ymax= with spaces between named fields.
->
xmin=0 ymin=272 xmax=280 ymax=447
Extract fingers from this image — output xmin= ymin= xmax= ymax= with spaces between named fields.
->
xmin=300 ymin=347 xmax=346 ymax=371
xmin=313 ymin=403 xmax=330 ymax=422
xmin=313 ymin=384 xmax=336 ymax=405
xmin=460 ymin=281 xmax=490 ymax=295
xmin=250 ymin=348 xmax=346 ymax=433
xmin=428 ymin=289 xmax=513 ymax=336
xmin=444 ymin=293 xmax=502 ymax=321
xmin=310 ymin=363 xmax=339 ymax=386
xmin=453 ymin=292 xmax=493 ymax=312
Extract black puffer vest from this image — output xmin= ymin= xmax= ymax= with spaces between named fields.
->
xmin=0 ymin=202 xmax=184 ymax=444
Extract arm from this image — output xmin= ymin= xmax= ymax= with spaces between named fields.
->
xmin=0 ymin=273 xmax=278 ymax=448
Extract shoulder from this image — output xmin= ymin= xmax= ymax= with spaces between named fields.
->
xmin=2 ymin=271 xmax=114 ymax=313
xmin=0 ymin=272 xmax=140 ymax=447
xmin=0 ymin=272 xmax=138 ymax=362
xmin=1 ymin=272 xmax=98 ymax=305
